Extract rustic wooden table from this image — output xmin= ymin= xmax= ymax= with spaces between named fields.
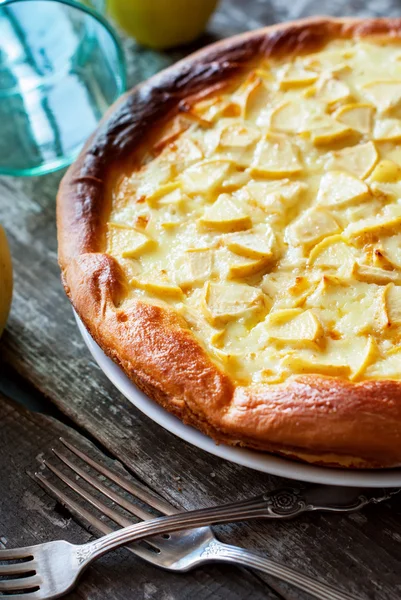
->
xmin=2 ymin=1 xmax=401 ymax=598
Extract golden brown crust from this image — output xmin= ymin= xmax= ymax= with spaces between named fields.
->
xmin=58 ymin=17 xmax=401 ymax=468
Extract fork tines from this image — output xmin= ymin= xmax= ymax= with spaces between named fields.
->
xmin=0 ymin=550 xmax=40 ymax=596
xmin=33 ymin=438 xmax=175 ymax=540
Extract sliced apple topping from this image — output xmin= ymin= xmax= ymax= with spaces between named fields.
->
xmin=308 ymin=116 xmax=352 ymax=146
xmin=317 ymin=171 xmax=369 ymax=208
xmin=130 ymin=276 xmax=184 ymax=299
xmin=231 ymin=74 xmax=270 ymax=120
xmin=373 ymin=118 xmax=401 ymax=141
xmin=219 ymin=123 xmax=260 ymax=148
xmin=227 ymin=254 xmax=272 ymax=279
xmin=118 ymin=258 xmax=142 ymax=280
xmin=202 ymin=282 xmax=265 ymax=325
xmin=370 ymin=159 xmax=401 ymax=183
xmin=216 ymin=122 xmax=260 ymax=167
xmin=250 ymin=134 xmax=302 ymax=177
xmin=384 ymin=283 xmax=401 ymax=325
xmin=306 ymin=276 xmax=380 ymax=336
xmin=108 ymin=40 xmax=401 ymax=386
xmin=134 ymin=161 xmax=173 ymax=197
xmin=146 ymin=184 xmax=188 ymax=209
xmin=175 ymin=249 xmax=213 ymax=289
xmin=313 ymin=76 xmax=350 ymax=105
xmin=344 ymin=205 xmax=401 ymax=239
xmin=180 ymin=160 xmax=232 ymax=195
xmin=309 ymin=235 xmax=356 ymax=269
xmin=334 ymin=103 xmax=374 ymax=134
xmin=108 ymin=224 xmax=156 ymax=258
xmin=281 ymin=355 xmax=351 ymax=378
xmin=327 ymin=142 xmax=378 ymax=179
xmin=172 ymin=138 xmax=204 ymax=166
xmin=266 ymin=309 xmax=323 ymax=348
xmin=159 ymin=209 xmax=183 ymax=230
xmin=221 ymin=170 xmax=251 ymax=191
xmin=224 ymin=225 xmax=276 ymax=260
xmin=245 ymin=180 xmax=307 ymax=212
xmin=351 ymin=263 xmax=401 ymax=286
xmin=286 ymin=208 xmax=340 ymax=247
xmin=270 ymin=100 xmax=322 ymax=134
xmin=279 ymin=64 xmax=318 ymax=89
xmin=381 ymin=234 xmax=401 ymax=268
xmin=351 ymin=337 xmax=379 ymax=381
xmin=199 ymin=194 xmax=252 ymax=232
xmin=363 ymin=80 xmax=401 ymax=114
xmin=178 ymin=304 xmax=224 ymax=347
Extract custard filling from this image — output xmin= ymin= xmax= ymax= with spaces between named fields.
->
xmin=107 ymin=39 xmax=401 ymax=384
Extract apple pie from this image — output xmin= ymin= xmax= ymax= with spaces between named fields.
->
xmin=58 ymin=17 xmax=401 ymax=468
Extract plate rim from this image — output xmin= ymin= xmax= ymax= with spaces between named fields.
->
xmin=76 ymin=312 xmax=401 ymax=487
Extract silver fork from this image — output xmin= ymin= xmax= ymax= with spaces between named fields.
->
xmin=0 ymin=440 xmax=395 ymax=600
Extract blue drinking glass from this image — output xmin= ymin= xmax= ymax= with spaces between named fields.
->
xmin=0 ymin=0 xmax=126 ymax=176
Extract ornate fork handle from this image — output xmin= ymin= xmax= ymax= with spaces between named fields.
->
xmin=200 ymin=540 xmax=355 ymax=600
xmin=75 ymin=489 xmax=370 ymax=599
xmin=82 ymin=486 xmax=395 ymax=562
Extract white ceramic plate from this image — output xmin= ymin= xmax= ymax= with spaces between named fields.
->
xmin=76 ymin=314 xmax=401 ymax=487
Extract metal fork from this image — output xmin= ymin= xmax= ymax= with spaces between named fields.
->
xmin=1 ymin=440 xmax=393 ymax=600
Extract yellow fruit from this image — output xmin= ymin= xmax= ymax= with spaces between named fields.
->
xmin=108 ymin=0 xmax=219 ymax=49
xmin=0 ymin=225 xmax=12 ymax=337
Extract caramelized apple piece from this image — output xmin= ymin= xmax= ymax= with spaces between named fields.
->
xmin=219 ymin=123 xmax=260 ymax=148
xmin=108 ymin=224 xmax=156 ymax=258
xmin=279 ymin=65 xmax=318 ymax=89
xmin=287 ymin=208 xmax=340 ymax=247
xmin=175 ymin=249 xmax=213 ymax=289
xmin=199 ymin=194 xmax=252 ymax=232
xmin=224 ymin=226 xmax=275 ymax=260
xmin=282 ymin=355 xmax=351 ymax=378
xmin=266 ymin=309 xmax=323 ymax=347
xmin=250 ymin=134 xmax=302 ymax=177
xmin=352 ymin=263 xmax=401 ymax=285
xmin=381 ymin=234 xmax=401 ymax=268
xmin=313 ymin=77 xmax=350 ymax=105
xmin=178 ymin=304 xmax=224 ymax=347
xmin=309 ymin=235 xmax=356 ymax=269
xmin=344 ymin=205 xmax=401 ymax=239
xmin=327 ymin=142 xmax=378 ymax=179
xmin=180 ymin=160 xmax=232 ymax=195
xmin=202 ymin=282 xmax=265 ymax=325
xmin=130 ymin=277 xmax=184 ymax=299
xmin=317 ymin=171 xmax=369 ymax=207
xmin=227 ymin=255 xmax=272 ymax=279
xmin=245 ymin=180 xmax=307 ymax=212
xmin=147 ymin=184 xmax=188 ymax=209
xmin=373 ymin=118 xmax=401 ymax=141
xmin=334 ymin=103 xmax=374 ymax=134
xmin=384 ymin=283 xmax=401 ymax=325
xmin=363 ymin=80 xmax=401 ymax=114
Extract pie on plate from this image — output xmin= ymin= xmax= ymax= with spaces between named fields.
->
xmin=58 ymin=17 xmax=401 ymax=469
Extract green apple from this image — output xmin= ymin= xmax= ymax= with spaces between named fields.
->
xmin=108 ymin=0 xmax=219 ymax=49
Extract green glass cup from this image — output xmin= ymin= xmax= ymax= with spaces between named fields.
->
xmin=0 ymin=0 xmax=126 ymax=176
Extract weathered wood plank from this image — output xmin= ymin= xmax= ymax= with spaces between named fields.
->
xmin=0 ymin=392 xmax=281 ymax=600
xmin=1 ymin=1 xmax=401 ymax=599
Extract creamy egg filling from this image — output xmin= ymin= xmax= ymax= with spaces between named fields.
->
xmin=107 ymin=39 xmax=401 ymax=384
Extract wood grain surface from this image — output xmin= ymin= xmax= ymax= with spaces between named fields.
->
xmin=1 ymin=1 xmax=401 ymax=598
xmin=0 ymin=392 xmax=281 ymax=600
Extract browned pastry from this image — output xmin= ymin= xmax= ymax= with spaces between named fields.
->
xmin=58 ymin=17 xmax=401 ymax=468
